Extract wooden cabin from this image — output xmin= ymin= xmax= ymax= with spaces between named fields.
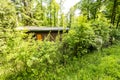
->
xmin=16 ymin=26 xmax=69 ymax=41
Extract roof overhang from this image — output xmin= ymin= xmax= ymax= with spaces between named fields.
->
xmin=16 ymin=26 xmax=69 ymax=32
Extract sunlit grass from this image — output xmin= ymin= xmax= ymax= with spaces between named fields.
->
xmin=53 ymin=44 xmax=120 ymax=80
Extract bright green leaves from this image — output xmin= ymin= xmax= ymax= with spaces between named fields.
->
xmin=0 ymin=0 xmax=17 ymax=28
xmin=98 ymin=55 xmax=120 ymax=79
xmin=91 ymin=17 xmax=110 ymax=43
xmin=47 ymin=0 xmax=60 ymax=26
xmin=0 ymin=29 xmax=62 ymax=79
xmin=63 ymin=21 xmax=95 ymax=56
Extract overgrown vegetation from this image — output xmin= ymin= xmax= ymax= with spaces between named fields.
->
xmin=53 ymin=44 xmax=120 ymax=80
xmin=0 ymin=0 xmax=120 ymax=80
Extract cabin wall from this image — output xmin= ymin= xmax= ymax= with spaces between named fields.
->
xmin=28 ymin=31 xmax=62 ymax=41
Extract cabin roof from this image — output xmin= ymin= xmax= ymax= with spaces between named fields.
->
xmin=16 ymin=26 xmax=69 ymax=32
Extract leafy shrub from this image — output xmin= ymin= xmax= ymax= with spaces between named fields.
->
xmin=0 ymin=0 xmax=16 ymax=28
xmin=0 ymin=29 xmax=62 ymax=79
xmin=62 ymin=22 xmax=95 ymax=57
xmin=90 ymin=17 xmax=110 ymax=45
xmin=110 ymin=28 xmax=120 ymax=41
xmin=98 ymin=55 xmax=120 ymax=79
xmin=62 ymin=16 xmax=112 ymax=58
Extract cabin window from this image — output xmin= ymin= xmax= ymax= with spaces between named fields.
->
xmin=36 ymin=34 xmax=42 ymax=40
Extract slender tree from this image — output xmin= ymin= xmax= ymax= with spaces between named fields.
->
xmin=111 ymin=0 xmax=118 ymax=25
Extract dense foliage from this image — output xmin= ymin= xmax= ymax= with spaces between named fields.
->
xmin=0 ymin=0 xmax=120 ymax=79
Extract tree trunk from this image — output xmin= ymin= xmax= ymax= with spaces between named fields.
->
xmin=54 ymin=5 xmax=56 ymax=26
xmin=111 ymin=0 xmax=117 ymax=25
xmin=69 ymin=13 xmax=72 ymax=27
xmin=50 ymin=0 xmax=52 ymax=26
xmin=40 ymin=0 xmax=43 ymax=26
xmin=87 ymin=0 xmax=90 ymax=20
xmin=116 ymin=15 xmax=120 ymax=28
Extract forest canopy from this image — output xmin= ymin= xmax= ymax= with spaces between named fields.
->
xmin=0 ymin=0 xmax=120 ymax=27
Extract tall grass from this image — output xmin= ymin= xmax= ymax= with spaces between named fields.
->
xmin=52 ymin=44 xmax=120 ymax=80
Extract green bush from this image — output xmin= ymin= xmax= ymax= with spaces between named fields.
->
xmin=63 ymin=22 xmax=95 ymax=57
xmin=0 ymin=0 xmax=17 ymax=28
xmin=62 ymin=16 xmax=112 ymax=58
xmin=98 ymin=55 xmax=120 ymax=79
xmin=90 ymin=18 xmax=110 ymax=44
xmin=0 ymin=29 xmax=62 ymax=79
xmin=111 ymin=28 xmax=120 ymax=41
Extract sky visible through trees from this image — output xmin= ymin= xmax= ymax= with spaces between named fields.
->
xmin=57 ymin=0 xmax=80 ymax=14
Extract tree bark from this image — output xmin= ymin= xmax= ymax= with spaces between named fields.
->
xmin=54 ymin=4 xmax=56 ymax=26
xmin=111 ymin=0 xmax=117 ymax=25
xmin=41 ymin=0 xmax=43 ymax=26
xmin=116 ymin=15 xmax=120 ymax=28
xmin=49 ymin=0 xmax=52 ymax=26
